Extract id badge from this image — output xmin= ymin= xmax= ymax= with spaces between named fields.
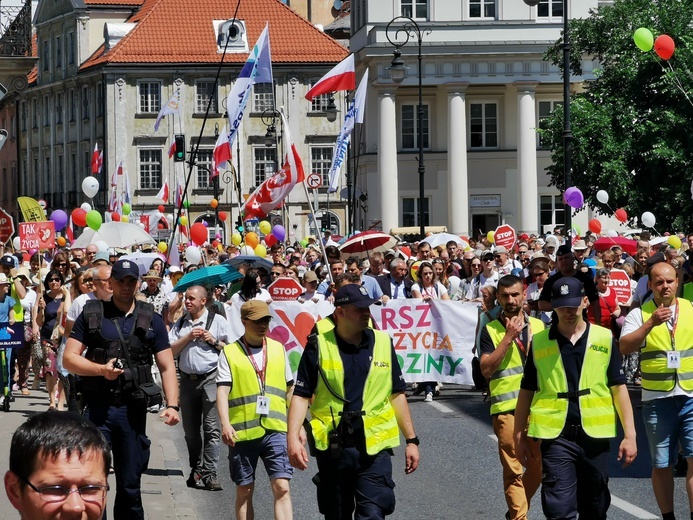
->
xmin=256 ymin=396 xmax=269 ymax=415
xmin=667 ymin=351 xmax=681 ymax=369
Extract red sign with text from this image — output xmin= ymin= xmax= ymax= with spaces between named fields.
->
xmin=19 ymin=221 xmax=55 ymax=251
xmin=268 ymin=277 xmax=303 ymax=301
xmin=0 ymin=207 xmax=14 ymax=243
xmin=608 ymin=269 xmax=632 ymax=306
xmin=494 ymin=224 xmax=517 ymax=250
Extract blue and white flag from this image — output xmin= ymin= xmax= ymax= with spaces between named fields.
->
xmin=226 ymin=24 xmax=273 ymax=148
xmin=327 ymin=69 xmax=368 ymax=193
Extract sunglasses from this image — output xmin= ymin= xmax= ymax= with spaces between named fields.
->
xmin=83 ymin=278 xmax=93 ymax=283
xmin=49 ymin=278 xmax=61 ymax=282
xmin=250 ymin=317 xmax=272 ymax=325
xmin=57 ymin=262 xmax=67 ymax=267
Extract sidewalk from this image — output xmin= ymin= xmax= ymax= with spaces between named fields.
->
xmin=0 ymin=381 xmax=198 ymax=520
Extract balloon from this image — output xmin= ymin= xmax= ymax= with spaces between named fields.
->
xmin=86 ymin=210 xmax=102 ymax=231
xmin=12 ymin=237 xmax=20 ymax=250
xmin=158 ymin=205 xmax=165 ymax=213
xmin=300 ymin=239 xmax=308 ymax=247
xmin=81 ymin=177 xmax=99 ymax=198
xmin=655 ymin=34 xmax=675 ymax=60
xmin=614 ymin=208 xmax=628 ymax=223
xmin=272 ymin=225 xmax=286 ymax=242
xmin=185 ymin=246 xmax=201 ymax=264
xmin=231 ymin=233 xmax=242 ymax=246
xmin=563 ymin=187 xmax=584 ymax=209
xmin=668 ymin=235 xmax=682 ymax=250
xmin=606 ymin=229 xmax=618 ymax=237
xmin=245 ymin=232 xmax=259 ymax=249
xmin=486 ymin=230 xmax=495 ymax=243
xmin=215 ymin=233 xmax=222 ymax=240
xmin=633 ymin=27 xmax=654 ymax=52
xmin=183 ymin=200 xmax=190 ymax=209
xmin=641 ymin=211 xmax=656 ymax=228
xmin=80 ymin=202 xmax=91 ymax=212
xmin=571 ymin=224 xmax=582 ymax=238
xmin=212 ymin=240 xmax=219 ymax=248
xmin=56 ymin=236 xmax=66 ymax=247
xmin=190 ymin=222 xmax=208 ymax=246
xmin=179 ymin=216 xmax=188 ymax=226
xmin=410 ymin=261 xmax=422 ymax=283
xmin=111 ymin=212 xmax=121 ymax=222
xmin=95 ymin=240 xmax=109 ymax=253
xmin=122 ymin=203 xmax=131 ymax=215
xmin=166 ymin=214 xmax=174 ymax=223
xmin=218 ymin=211 xmax=227 ymax=221
xmin=210 ymin=199 xmax=219 ymax=209
xmin=259 ymin=221 xmax=272 ymax=235
xmin=240 ymin=245 xmax=255 ymax=256
xmin=596 ymin=190 xmax=609 ymax=204
xmin=158 ymin=242 xmax=168 ymax=253
xmin=50 ymin=209 xmax=68 ymax=231
xmin=588 ymin=219 xmax=602 ymax=235
xmin=72 ymin=208 xmax=87 ymax=227
xmin=254 ymin=244 xmax=267 ymax=258
xmin=157 ymin=223 xmax=164 ymax=230
xmin=121 ymin=215 xmax=130 ymax=223
xmin=265 ymin=234 xmax=277 ymax=247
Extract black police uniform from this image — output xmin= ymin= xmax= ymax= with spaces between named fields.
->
xmin=70 ymin=298 xmax=170 ymax=520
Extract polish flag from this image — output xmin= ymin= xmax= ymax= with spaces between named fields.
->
xmin=91 ymin=144 xmax=103 ymax=175
xmin=212 ymin=124 xmax=232 ymax=179
xmin=168 ymin=137 xmax=176 ymax=159
xmin=156 ymin=181 xmax=169 ymax=203
xmin=111 ymin=160 xmax=123 ymax=187
xmin=305 ymin=54 xmax=355 ymax=101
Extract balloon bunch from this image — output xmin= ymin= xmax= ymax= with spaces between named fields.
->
xmin=587 ymin=189 xmax=630 ymax=235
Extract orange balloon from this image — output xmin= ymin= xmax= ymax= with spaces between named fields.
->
xmin=245 ymin=232 xmax=259 ymax=249
xmin=56 ymin=236 xmax=66 ymax=247
xmin=210 ymin=198 xmax=219 ymax=209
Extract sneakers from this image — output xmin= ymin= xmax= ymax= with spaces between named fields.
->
xmin=186 ymin=470 xmax=201 ymax=489
xmin=201 ymin=475 xmax=222 ymax=491
xmin=411 ymin=383 xmax=423 ymax=396
xmin=424 ymin=392 xmax=433 ymax=402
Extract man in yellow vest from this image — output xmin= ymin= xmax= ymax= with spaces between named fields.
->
xmin=621 ymin=262 xmax=693 ymax=520
xmin=478 ymin=274 xmax=543 ymax=520
xmin=216 ymin=300 xmax=295 ymax=520
xmin=514 ymin=277 xmax=637 ymax=520
xmin=287 ymin=284 xmax=419 ymax=519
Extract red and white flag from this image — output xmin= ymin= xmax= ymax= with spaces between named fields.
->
xmin=111 ymin=160 xmax=123 ymax=187
xmin=305 ymin=54 xmax=355 ymax=101
xmin=168 ymin=137 xmax=177 ymax=159
xmin=156 ymin=181 xmax=169 ymax=203
xmin=212 ymin=124 xmax=232 ymax=179
xmin=66 ymin=216 xmax=74 ymax=243
xmin=91 ymin=144 xmax=103 ymax=175
xmin=108 ymin=188 xmax=118 ymax=212
xmin=175 ymin=178 xmax=184 ymax=209
xmin=243 ymin=110 xmax=305 ymax=219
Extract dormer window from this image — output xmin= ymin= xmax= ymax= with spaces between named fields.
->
xmin=213 ymin=20 xmax=248 ymax=53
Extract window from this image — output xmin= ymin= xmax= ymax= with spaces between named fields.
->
xmin=139 ymin=149 xmax=162 ymax=189
xmin=253 ymin=83 xmax=274 ymax=113
xmin=55 ymin=36 xmax=62 ymax=69
xmin=71 ymin=153 xmax=76 ymax=190
xmin=68 ymin=32 xmax=75 ymax=65
xmin=81 ymin=86 xmax=89 ymax=120
xmin=537 ymin=0 xmax=563 ymax=20
xmin=43 ymin=95 xmax=50 ymax=126
xmin=196 ymin=81 xmax=217 ymax=113
xmin=70 ymin=89 xmax=77 ymax=122
xmin=401 ymin=104 xmax=429 ymax=150
xmin=538 ymin=100 xmax=561 ymax=148
xmin=401 ymin=0 xmax=427 ymax=19
xmin=469 ymin=0 xmax=495 ymax=18
xmin=311 ymin=146 xmax=333 ymax=187
xmin=138 ymin=81 xmax=161 ymax=113
xmin=196 ymin=149 xmax=213 ymax=189
xmin=42 ymin=40 xmax=49 ymax=71
xmin=56 ymin=93 xmax=63 ymax=124
xmin=96 ymin=83 xmax=103 ymax=117
xmin=20 ymin=102 xmax=26 ymax=131
xmin=32 ymin=99 xmax=38 ymax=128
xmin=469 ymin=102 xmax=498 ymax=148
xmin=540 ymin=195 xmax=565 ymax=229
xmin=309 ymin=79 xmax=331 ymax=112
xmin=402 ymin=197 xmax=429 ymax=227
xmin=254 ymin=147 xmax=277 ymax=187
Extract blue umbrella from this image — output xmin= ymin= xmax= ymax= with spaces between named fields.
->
xmin=224 ymin=255 xmax=273 ymax=272
xmin=173 ymin=264 xmax=243 ymax=293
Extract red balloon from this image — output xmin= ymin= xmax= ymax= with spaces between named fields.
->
xmin=111 ymin=212 xmax=121 ymax=222
xmin=265 ymin=234 xmax=277 ymax=247
xmin=157 ymin=223 xmax=164 ymax=230
xmin=158 ymin=205 xmax=165 ymax=213
xmin=72 ymin=208 xmax=87 ymax=227
xmin=190 ymin=222 xmax=208 ymax=246
xmin=218 ymin=211 xmax=227 ymax=221
xmin=614 ymin=208 xmax=628 ymax=223
xmin=655 ymin=34 xmax=675 ymax=60
xmin=588 ymin=218 xmax=602 ymax=235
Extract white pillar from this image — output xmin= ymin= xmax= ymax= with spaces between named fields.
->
xmin=516 ymin=82 xmax=539 ymax=235
xmin=377 ymin=90 xmax=398 ymax=234
xmin=447 ymin=84 xmax=469 ymax=235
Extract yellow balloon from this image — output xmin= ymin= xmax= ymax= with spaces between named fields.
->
xmin=180 ymin=216 xmax=188 ymax=226
xmin=121 ymin=215 xmax=129 ymax=223
xmin=410 ymin=261 xmax=422 ymax=283
xmin=246 ymin=231 xmax=259 ymax=249
xmin=259 ymin=221 xmax=272 ymax=235
xmin=158 ymin=241 xmax=167 ymax=253
xmin=217 ymin=243 xmax=224 ymax=252
xmin=231 ymin=232 xmax=242 ymax=246
xmin=254 ymin=244 xmax=267 ymax=258
xmin=668 ymin=235 xmax=682 ymax=250
xmin=487 ymin=230 xmax=495 ymax=243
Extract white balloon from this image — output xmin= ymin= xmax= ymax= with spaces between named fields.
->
xmin=138 ymin=222 xmax=146 ymax=229
xmin=641 ymin=211 xmax=656 ymax=228
xmin=240 ymin=245 xmax=255 ymax=256
xmin=596 ymin=190 xmax=609 ymax=204
xmin=606 ymin=229 xmax=618 ymax=237
xmin=185 ymin=246 xmax=201 ymax=264
xmin=166 ymin=214 xmax=174 ymax=223
xmin=95 ymin=240 xmax=109 ymax=252
xmin=80 ymin=202 xmax=92 ymax=212
xmin=12 ymin=236 xmax=20 ymax=250
xmin=81 ymin=177 xmax=100 ymax=199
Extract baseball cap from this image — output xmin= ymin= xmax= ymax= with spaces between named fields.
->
xmin=545 ymin=236 xmax=559 ymax=248
xmin=494 ymin=246 xmax=508 ymax=254
xmin=303 ymin=270 xmax=318 ymax=283
xmin=0 ymin=254 xmax=15 ymax=268
xmin=573 ymin=240 xmax=588 ymax=250
xmin=334 ymin=284 xmax=382 ymax=308
xmin=556 ymin=244 xmax=573 ymax=257
xmin=241 ymin=300 xmax=271 ymax=321
xmin=111 ymin=259 xmax=140 ymax=280
xmin=646 ymin=252 xmax=666 ymax=268
xmin=168 ymin=266 xmax=181 ymax=274
xmin=481 ymin=251 xmax=494 ymax=261
xmin=93 ymin=251 xmax=111 ymax=265
xmin=551 ymin=277 xmax=585 ymax=308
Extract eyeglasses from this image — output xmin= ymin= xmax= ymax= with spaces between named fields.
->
xmin=83 ymin=278 xmax=93 ymax=284
xmin=484 ymin=258 xmax=494 ymax=262
xmin=250 ymin=317 xmax=272 ymax=325
xmin=271 ymin=271 xmax=282 ymax=277
xmin=57 ymin=263 xmax=67 ymax=267
xmin=49 ymin=278 xmax=61 ymax=282
xmin=471 ymin=264 xmax=482 ymax=269
xmin=533 ymin=271 xmax=548 ymax=277
xmin=18 ymin=475 xmax=109 ymax=503
xmin=291 ymin=257 xmax=301 ymax=261
xmin=92 ymin=278 xmax=104 ymax=283
xmin=86 ymin=252 xmax=96 ymax=256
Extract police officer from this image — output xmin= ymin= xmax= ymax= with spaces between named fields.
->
xmin=478 ymin=274 xmax=543 ymax=520
xmin=514 ymin=277 xmax=637 ymax=520
xmin=63 ymin=259 xmax=180 ymax=520
xmin=287 ymin=284 xmax=420 ymax=519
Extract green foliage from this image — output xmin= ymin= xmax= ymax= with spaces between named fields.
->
xmin=542 ymin=0 xmax=693 ymax=230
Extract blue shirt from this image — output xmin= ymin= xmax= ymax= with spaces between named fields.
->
xmin=0 ymin=294 xmax=16 ymax=323
xmin=360 ymin=275 xmax=383 ymax=300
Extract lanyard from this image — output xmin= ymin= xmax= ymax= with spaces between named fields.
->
xmin=669 ymin=304 xmax=679 ymax=350
xmin=242 ymin=337 xmax=267 ymax=394
xmin=503 ymin=313 xmax=532 ymax=358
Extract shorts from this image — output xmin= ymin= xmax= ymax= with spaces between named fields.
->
xmin=228 ymin=431 xmax=293 ymax=486
xmin=642 ymin=395 xmax=693 ymax=468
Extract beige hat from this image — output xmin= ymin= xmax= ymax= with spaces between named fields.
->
xmin=303 ymin=270 xmax=318 ymax=283
xmin=241 ymin=300 xmax=271 ymax=321
xmin=0 ymin=273 xmax=10 ymax=284
xmin=142 ymin=269 xmax=163 ymax=282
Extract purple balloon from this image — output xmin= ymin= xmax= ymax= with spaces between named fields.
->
xmin=563 ymin=187 xmax=584 ymax=209
xmin=202 ymin=221 xmax=209 ymax=227
xmin=272 ymin=224 xmax=286 ymax=242
xmin=215 ymin=233 xmax=222 ymax=240
xmin=50 ymin=209 xmax=68 ymax=231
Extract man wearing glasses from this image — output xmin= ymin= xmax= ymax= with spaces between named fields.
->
xmin=4 ymin=410 xmax=111 ymax=520
xmin=271 ymin=263 xmax=286 ymax=279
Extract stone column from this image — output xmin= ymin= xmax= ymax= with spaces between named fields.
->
xmin=446 ymin=83 xmax=470 ymax=235
xmin=515 ymin=81 xmax=539 ymax=235
xmin=377 ymin=89 xmax=398 ymax=233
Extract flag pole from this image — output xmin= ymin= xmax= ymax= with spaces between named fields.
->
xmin=301 ymin=181 xmax=332 ymax=282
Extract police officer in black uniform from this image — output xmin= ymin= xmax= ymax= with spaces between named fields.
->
xmin=64 ymin=259 xmax=180 ymax=520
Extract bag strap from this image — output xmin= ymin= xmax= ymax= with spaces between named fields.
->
xmin=113 ymin=318 xmax=143 ymax=392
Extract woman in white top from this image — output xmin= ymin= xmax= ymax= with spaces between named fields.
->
xmin=411 ymin=261 xmax=450 ymax=302
xmin=14 ymin=269 xmax=37 ymax=395
xmin=229 ymin=268 xmax=272 ymax=306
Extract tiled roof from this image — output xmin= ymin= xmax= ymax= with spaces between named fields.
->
xmin=27 ymin=34 xmax=37 ymax=85
xmin=84 ymin=0 xmax=145 ymax=5
xmin=81 ymin=0 xmax=347 ymax=70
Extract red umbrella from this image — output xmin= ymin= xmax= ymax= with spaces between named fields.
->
xmin=338 ymin=231 xmax=399 ymax=259
xmin=592 ymin=236 xmax=638 ymax=256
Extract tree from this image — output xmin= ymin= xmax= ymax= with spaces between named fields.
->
xmin=542 ymin=0 xmax=693 ymax=231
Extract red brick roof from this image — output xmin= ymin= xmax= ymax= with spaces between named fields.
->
xmin=81 ymin=0 xmax=347 ymax=70
xmin=84 ymin=0 xmax=145 ymax=5
xmin=27 ymin=34 xmax=38 ymax=85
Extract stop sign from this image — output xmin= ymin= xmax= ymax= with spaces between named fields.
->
xmin=268 ymin=277 xmax=303 ymax=301
xmin=608 ymin=269 xmax=632 ymax=306
xmin=0 ymin=207 xmax=15 ymax=244
xmin=494 ymin=224 xmax=516 ymax=250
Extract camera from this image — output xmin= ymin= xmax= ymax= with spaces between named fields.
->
xmin=113 ymin=359 xmax=124 ymax=370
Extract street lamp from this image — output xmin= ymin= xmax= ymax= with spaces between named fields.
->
xmin=386 ymin=16 xmax=429 ymax=240
xmin=325 ymin=96 xmax=339 ymax=123
xmin=524 ymin=0 xmax=572 ymax=235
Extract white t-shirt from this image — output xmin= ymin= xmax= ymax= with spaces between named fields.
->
xmin=67 ymin=292 xmax=97 ymax=322
xmin=230 ymin=289 xmax=272 ymax=306
xmin=20 ymin=289 xmax=36 ymax=320
xmin=216 ymin=341 xmax=294 ymax=386
xmin=411 ymin=281 xmax=448 ymax=299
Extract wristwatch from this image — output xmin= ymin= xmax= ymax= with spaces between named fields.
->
xmin=405 ymin=436 xmax=420 ymax=446
xmin=166 ymin=405 xmax=180 ymax=412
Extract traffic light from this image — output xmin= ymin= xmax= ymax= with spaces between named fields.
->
xmin=174 ymin=134 xmax=186 ymax=162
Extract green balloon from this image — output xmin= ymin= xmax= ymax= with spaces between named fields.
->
xmin=183 ymin=200 xmax=190 ymax=209
xmin=634 ymin=27 xmax=654 ymax=52
xmin=122 ymin=202 xmax=132 ymax=215
xmin=86 ymin=210 xmax=103 ymax=231
xmin=300 ymin=239 xmax=308 ymax=247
